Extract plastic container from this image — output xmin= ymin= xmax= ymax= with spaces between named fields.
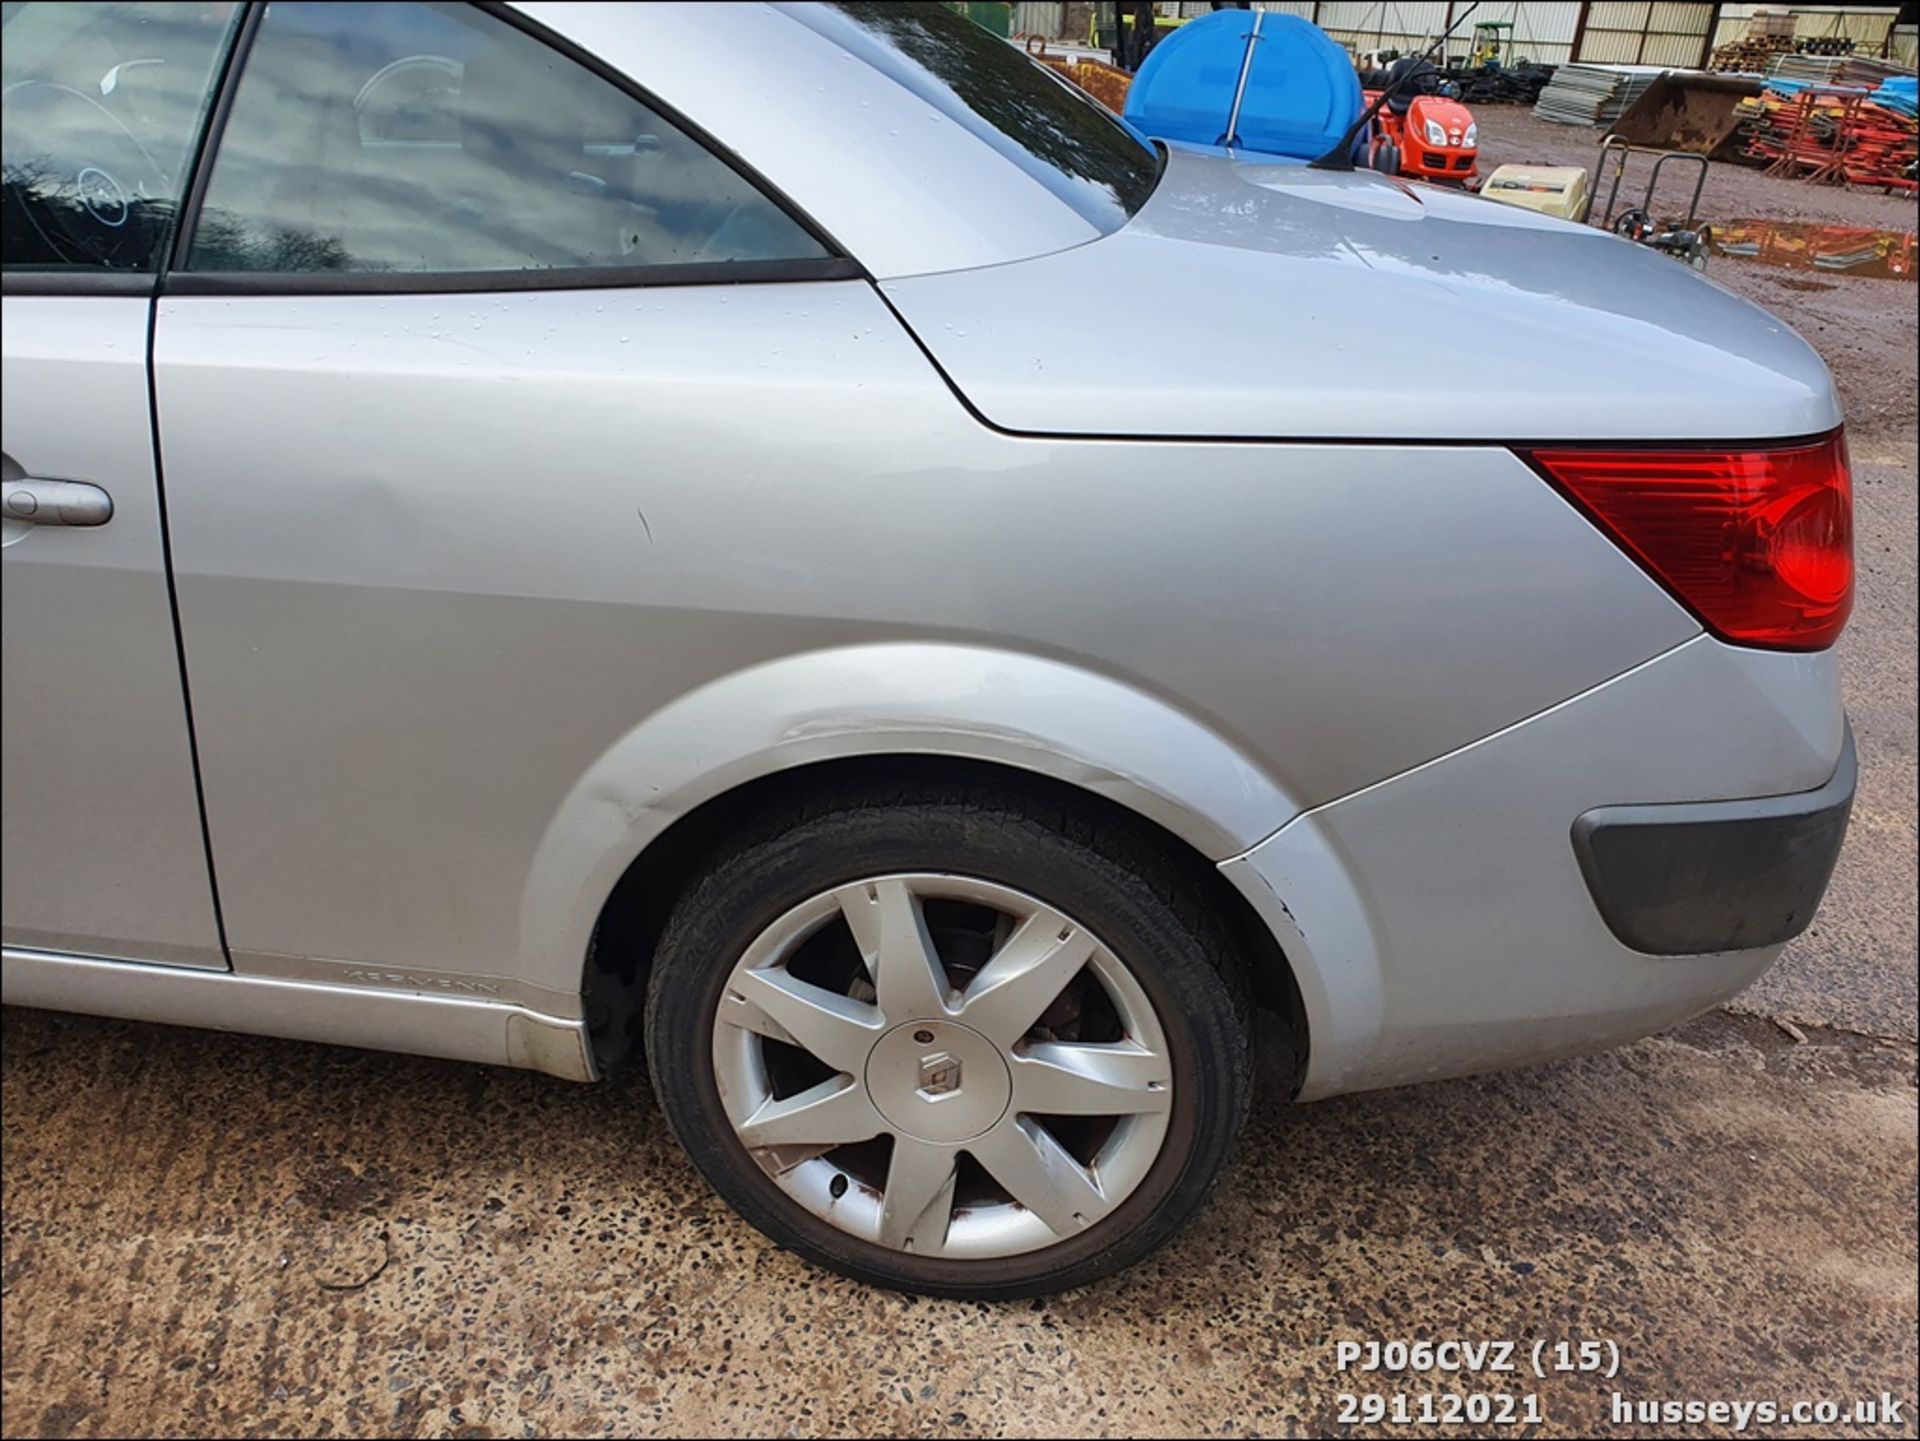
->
xmin=1122 ymin=9 xmax=1362 ymax=160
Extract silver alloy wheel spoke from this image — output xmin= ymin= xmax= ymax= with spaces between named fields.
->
xmin=728 ymin=967 xmax=883 ymax=1074
xmin=835 ymin=877 xmax=954 ymax=1020
xmin=956 ymin=910 xmax=1099 ymax=1047
xmin=717 ymin=989 xmax=798 ymax=1047
xmin=1010 ymin=1041 xmax=1171 ymax=1116
xmin=736 ymin=1076 xmax=885 ymax=1151
xmin=968 ymin=1117 xmax=1111 ymax=1237
xmin=878 ymin=1137 xmax=960 ymax=1252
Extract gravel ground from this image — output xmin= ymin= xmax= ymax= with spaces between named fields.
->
xmin=3 ymin=106 xmax=1916 ymax=1441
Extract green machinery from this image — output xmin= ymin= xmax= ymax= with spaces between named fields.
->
xmin=1469 ymin=19 xmax=1515 ymax=68
xmin=948 ymin=1 xmax=1013 ymax=39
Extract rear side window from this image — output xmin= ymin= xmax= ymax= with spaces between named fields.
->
xmin=1 ymin=1 xmax=240 ymax=272
xmin=186 ymin=0 xmax=829 ymax=276
xmin=775 ymin=1 xmax=1160 ymax=232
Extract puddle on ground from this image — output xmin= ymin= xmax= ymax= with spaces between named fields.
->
xmin=1708 ymin=219 xmax=1917 ymax=280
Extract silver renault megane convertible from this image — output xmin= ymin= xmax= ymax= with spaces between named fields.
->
xmin=2 ymin=0 xmax=1854 ymax=1295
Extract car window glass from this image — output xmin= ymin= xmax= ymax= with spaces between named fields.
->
xmin=774 ymin=1 xmax=1159 ymax=233
xmin=1 ymin=1 xmax=240 ymax=272
xmin=187 ymin=1 xmax=829 ymax=276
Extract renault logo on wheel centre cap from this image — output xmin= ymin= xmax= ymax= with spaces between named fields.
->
xmin=867 ymin=1023 xmax=1010 ymax=1144
xmin=917 ymin=1051 xmax=962 ymax=1097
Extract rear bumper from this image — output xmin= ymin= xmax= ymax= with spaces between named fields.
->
xmin=1572 ymin=725 xmax=1855 ymax=957
xmin=1219 ymin=634 xmax=1848 ymax=1100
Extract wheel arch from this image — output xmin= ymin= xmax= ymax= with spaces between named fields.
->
xmin=579 ymin=751 xmax=1311 ymax=1084
xmin=504 ymin=642 xmax=1310 ymax=1077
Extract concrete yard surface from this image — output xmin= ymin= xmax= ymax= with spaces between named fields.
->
xmin=2 ymin=1008 xmax=1915 ymax=1438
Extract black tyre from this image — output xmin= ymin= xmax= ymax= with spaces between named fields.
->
xmin=643 ymin=783 xmax=1251 ymax=1298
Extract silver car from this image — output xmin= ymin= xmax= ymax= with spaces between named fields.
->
xmin=1 ymin=1 xmax=1855 ymax=1297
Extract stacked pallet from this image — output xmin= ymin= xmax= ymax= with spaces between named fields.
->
xmin=1709 ymin=34 xmax=1796 ymax=73
xmin=1533 ymin=64 xmax=1663 ymax=126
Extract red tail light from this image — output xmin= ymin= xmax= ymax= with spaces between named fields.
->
xmin=1521 ymin=431 xmax=1853 ymax=652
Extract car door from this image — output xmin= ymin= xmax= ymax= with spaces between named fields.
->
xmin=1 ymin=2 xmax=240 ymax=969
xmin=149 ymin=1 xmax=881 ymax=996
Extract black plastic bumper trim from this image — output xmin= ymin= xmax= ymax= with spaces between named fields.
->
xmin=1572 ymin=723 xmax=1856 ymax=957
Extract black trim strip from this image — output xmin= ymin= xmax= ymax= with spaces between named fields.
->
xmin=166 ymin=255 xmax=864 ymax=298
xmin=1 ymin=270 xmax=158 ymax=297
xmin=1032 ymin=427 xmax=1848 ymax=453
xmin=164 ymin=0 xmax=264 ymax=275
xmin=1513 ymin=431 xmax=1845 ymax=457
xmin=142 ymin=289 xmax=234 ymax=966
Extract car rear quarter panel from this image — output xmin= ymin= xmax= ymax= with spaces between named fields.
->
xmin=151 ymin=280 xmax=1695 ymax=1004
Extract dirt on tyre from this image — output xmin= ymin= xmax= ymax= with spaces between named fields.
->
xmin=643 ymin=784 xmax=1252 ymax=1298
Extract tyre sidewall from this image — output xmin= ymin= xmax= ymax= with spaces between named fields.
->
xmin=644 ymin=803 xmax=1248 ymax=1299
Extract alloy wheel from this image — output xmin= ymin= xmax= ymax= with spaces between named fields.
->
xmin=710 ymin=873 xmax=1173 ymax=1260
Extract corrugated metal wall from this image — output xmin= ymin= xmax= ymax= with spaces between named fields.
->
xmin=1300 ymin=0 xmax=1737 ymax=68
xmin=1442 ymin=0 xmax=1583 ymax=64
xmin=1314 ymin=0 xmax=1457 ymax=59
xmin=1266 ymin=0 xmax=1580 ymax=65
xmin=1575 ymin=0 xmax=1716 ymax=63
xmin=1581 ymin=1 xmax=1652 ymax=62
xmin=1013 ymin=0 xmax=1067 ymax=37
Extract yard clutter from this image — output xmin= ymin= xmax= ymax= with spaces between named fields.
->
xmin=1450 ymin=61 xmax=1556 ymax=106
xmin=1736 ymin=77 xmax=1919 ymax=192
xmin=1709 ymin=32 xmax=1800 ymax=74
xmin=1767 ymin=52 xmax=1914 ymax=90
xmin=1031 ymin=45 xmax=1134 ymax=111
xmin=1533 ymin=64 xmax=1663 ymax=126
xmin=1710 ymin=7 xmax=1870 ymax=74
xmin=1477 ymin=162 xmax=1591 ymax=218
xmin=1605 ymin=71 xmax=1765 ymax=160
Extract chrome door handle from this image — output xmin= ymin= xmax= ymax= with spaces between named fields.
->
xmin=2 ymin=478 xmax=114 ymax=527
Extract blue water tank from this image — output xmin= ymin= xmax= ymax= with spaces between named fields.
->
xmin=1122 ymin=9 xmax=1362 ymax=161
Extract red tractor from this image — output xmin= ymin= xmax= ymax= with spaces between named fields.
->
xmin=1360 ymin=56 xmax=1479 ymax=184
